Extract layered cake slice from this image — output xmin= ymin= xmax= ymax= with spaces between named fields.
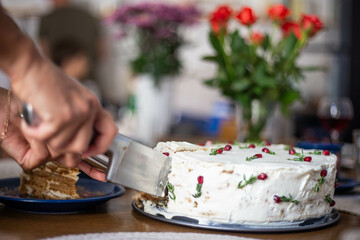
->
xmin=19 ymin=161 xmax=80 ymax=199
xmin=135 ymin=141 xmax=337 ymax=224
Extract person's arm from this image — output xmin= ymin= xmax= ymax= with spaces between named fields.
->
xmin=0 ymin=7 xmax=117 ymax=178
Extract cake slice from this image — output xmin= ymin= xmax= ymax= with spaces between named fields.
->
xmin=19 ymin=161 xmax=80 ymax=199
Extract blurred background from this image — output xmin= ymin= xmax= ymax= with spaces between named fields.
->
xmin=0 ymin=0 xmax=358 ymax=149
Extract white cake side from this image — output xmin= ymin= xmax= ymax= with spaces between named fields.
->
xmin=149 ymin=142 xmax=337 ymax=224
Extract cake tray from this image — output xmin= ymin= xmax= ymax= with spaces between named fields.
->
xmin=132 ymin=201 xmax=339 ymax=233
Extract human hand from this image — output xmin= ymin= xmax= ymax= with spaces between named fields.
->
xmin=10 ymin=50 xmax=117 ymax=158
xmin=0 ymin=88 xmax=106 ymax=181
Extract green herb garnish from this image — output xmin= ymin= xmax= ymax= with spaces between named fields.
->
xmin=280 ymin=194 xmax=299 ymax=204
xmin=238 ymin=175 xmax=257 ymax=189
xmin=167 ymin=183 xmax=176 ymax=200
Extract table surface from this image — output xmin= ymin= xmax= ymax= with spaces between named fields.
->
xmin=0 ymin=188 xmax=359 ymax=240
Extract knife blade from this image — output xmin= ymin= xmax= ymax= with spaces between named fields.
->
xmin=22 ymin=103 xmax=171 ymax=197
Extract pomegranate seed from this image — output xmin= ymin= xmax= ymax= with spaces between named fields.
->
xmin=258 ymin=173 xmax=268 ymax=180
xmin=323 ymin=150 xmax=330 ymax=156
xmin=224 ymin=145 xmax=232 ymax=151
xmin=264 ymin=141 xmax=271 ymax=146
xmin=304 ymin=156 xmax=312 ymax=162
xmin=262 ymin=148 xmax=270 ymax=153
xmin=334 ymin=181 xmax=339 ymax=188
xmin=274 ymin=195 xmax=281 ymax=203
xmin=248 ymin=144 xmax=256 ymax=148
xmin=255 ymin=154 xmax=262 ymax=158
xmin=216 ymin=148 xmax=223 ymax=154
xmin=320 ymin=170 xmax=327 ymax=177
xmin=163 ymin=152 xmax=170 ymax=156
xmin=197 ymin=176 xmax=204 ymax=184
xmin=330 ymin=200 xmax=335 ymax=207
xmin=228 ymin=140 xmax=234 ymax=144
xmin=289 ymin=149 xmax=296 ymax=155
xmin=198 ymin=143 xmax=205 ymax=146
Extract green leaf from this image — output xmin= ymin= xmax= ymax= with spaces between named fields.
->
xmin=261 ymin=34 xmax=271 ymax=51
xmin=283 ymin=33 xmax=298 ymax=59
xmin=231 ymin=79 xmax=251 ymax=92
xmin=203 ymin=78 xmax=217 ymax=87
xmin=202 ymin=55 xmax=218 ymax=62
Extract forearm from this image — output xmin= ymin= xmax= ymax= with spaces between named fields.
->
xmin=0 ymin=6 xmax=43 ymax=85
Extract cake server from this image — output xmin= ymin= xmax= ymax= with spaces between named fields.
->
xmin=21 ymin=103 xmax=171 ymax=197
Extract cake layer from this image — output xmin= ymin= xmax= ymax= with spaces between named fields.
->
xmin=143 ymin=142 xmax=338 ymax=224
xmin=19 ymin=161 xmax=80 ymax=200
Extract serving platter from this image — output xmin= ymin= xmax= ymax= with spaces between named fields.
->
xmin=132 ymin=201 xmax=339 ymax=233
xmin=0 ymin=177 xmax=125 ymax=213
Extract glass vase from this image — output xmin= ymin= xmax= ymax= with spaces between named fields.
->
xmin=236 ymin=100 xmax=276 ymax=142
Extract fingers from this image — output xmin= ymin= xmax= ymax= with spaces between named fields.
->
xmin=20 ymin=94 xmax=100 ymax=154
xmin=82 ymin=108 xmax=118 ymax=158
xmin=18 ymin=138 xmax=50 ymax=170
xmin=78 ymin=161 xmax=106 ymax=182
xmin=55 ymin=153 xmax=81 ymax=169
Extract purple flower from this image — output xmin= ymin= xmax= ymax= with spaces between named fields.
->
xmin=106 ymin=2 xmax=200 ymax=39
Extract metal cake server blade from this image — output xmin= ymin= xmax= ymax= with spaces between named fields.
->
xmin=22 ymin=103 xmax=171 ymax=197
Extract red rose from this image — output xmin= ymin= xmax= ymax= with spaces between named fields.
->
xmin=209 ymin=5 xmax=233 ymax=34
xmin=250 ymin=32 xmax=265 ymax=45
xmin=301 ymin=14 xmax=323 ymax=37
xmin=235 ymin=6 xmax=257 ymax=26
xmin=281 ymin=21 xmax=302 ymax=39
xmin=268 ymin=4 xmax=290 ymax=22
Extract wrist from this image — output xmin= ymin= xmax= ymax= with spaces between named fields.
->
xmin=8 ymin=38 xmax=44 ymax=83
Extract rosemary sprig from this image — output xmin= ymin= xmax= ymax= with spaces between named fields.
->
xmin=280 ymin=194 xmax=299 ymax=204
xmin=167 ymin=183 xmax=176 ymax=200
xmin=314 ymin=176 xmax=326 ymax=192
xmin=308 ymin=150 xmax=321 ymax=155
xmin=238 ymin=175 xmax=257 ymax=189
xmin=288 ymin=155 xmax=305 ymax=161
xmin=192 ymin=183 xmax=203 ymax=198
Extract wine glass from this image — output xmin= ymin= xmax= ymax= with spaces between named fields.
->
xmin=317 ymin=97 xmax=354 ymax=143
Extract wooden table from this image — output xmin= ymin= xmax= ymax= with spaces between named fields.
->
xmin=0 ymin=189 xmax=359 ymax=240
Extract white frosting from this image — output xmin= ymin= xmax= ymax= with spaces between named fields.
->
xmin=151 ymin=142 xmax=337 ymax=224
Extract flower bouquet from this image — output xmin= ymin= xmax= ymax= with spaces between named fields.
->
xmin=203 ymin=4 xmax=323 ymax=141
xmin=107 ymin=2 xmax=200 ymax=86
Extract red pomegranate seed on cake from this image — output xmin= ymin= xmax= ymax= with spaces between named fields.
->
xmin=330 ymin=200 xmax=336 ymax=207
xmin=322 ymin=150 xmax=330 ymax=156
xmin=262 ymin=148 xmax=270 ymax=153
xmin=274 ymin=195 xmax=281 ymax=203
xmin=224 ymin=144 xmax=232 ymax=151
xmin=258 ymin=173 xmax=268 ymax=180
xmin=334 ymin=181 xmax=339 ymax=188
xmin=264 ymin=140 xmax=271 ymax=146
xmin=197 ymin=176 xmax=204 ymax=184
xmin=255 ymin=154 xmax=262 ymax=158
xmin=163 ymin=152 xmax=170 ymax=156
xmin=320 ymin=170 xmax=327 ymax=177
xmin=289 ymin=149 xmax=296 ymax=155
xmin=228 ymin=140 xmax=234 ymax=144
xmin=216 ymin=148 xmax=223 ymax=154
xmin=248 ymin=144 xmax=256 ymax=148
xmin=304 ymin=156 xmax=312 ymax=162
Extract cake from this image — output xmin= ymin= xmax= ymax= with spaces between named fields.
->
xmin=19 ymin=161 xmax=80 ymax=199
xmin=135 ymin=141 xmax=337 ymax=224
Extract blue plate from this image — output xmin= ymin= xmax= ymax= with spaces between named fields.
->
xmin=0 ymin=177 xmax=125 ymax=213
xmin=335 ymin=177 xmax=360 ymax=194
